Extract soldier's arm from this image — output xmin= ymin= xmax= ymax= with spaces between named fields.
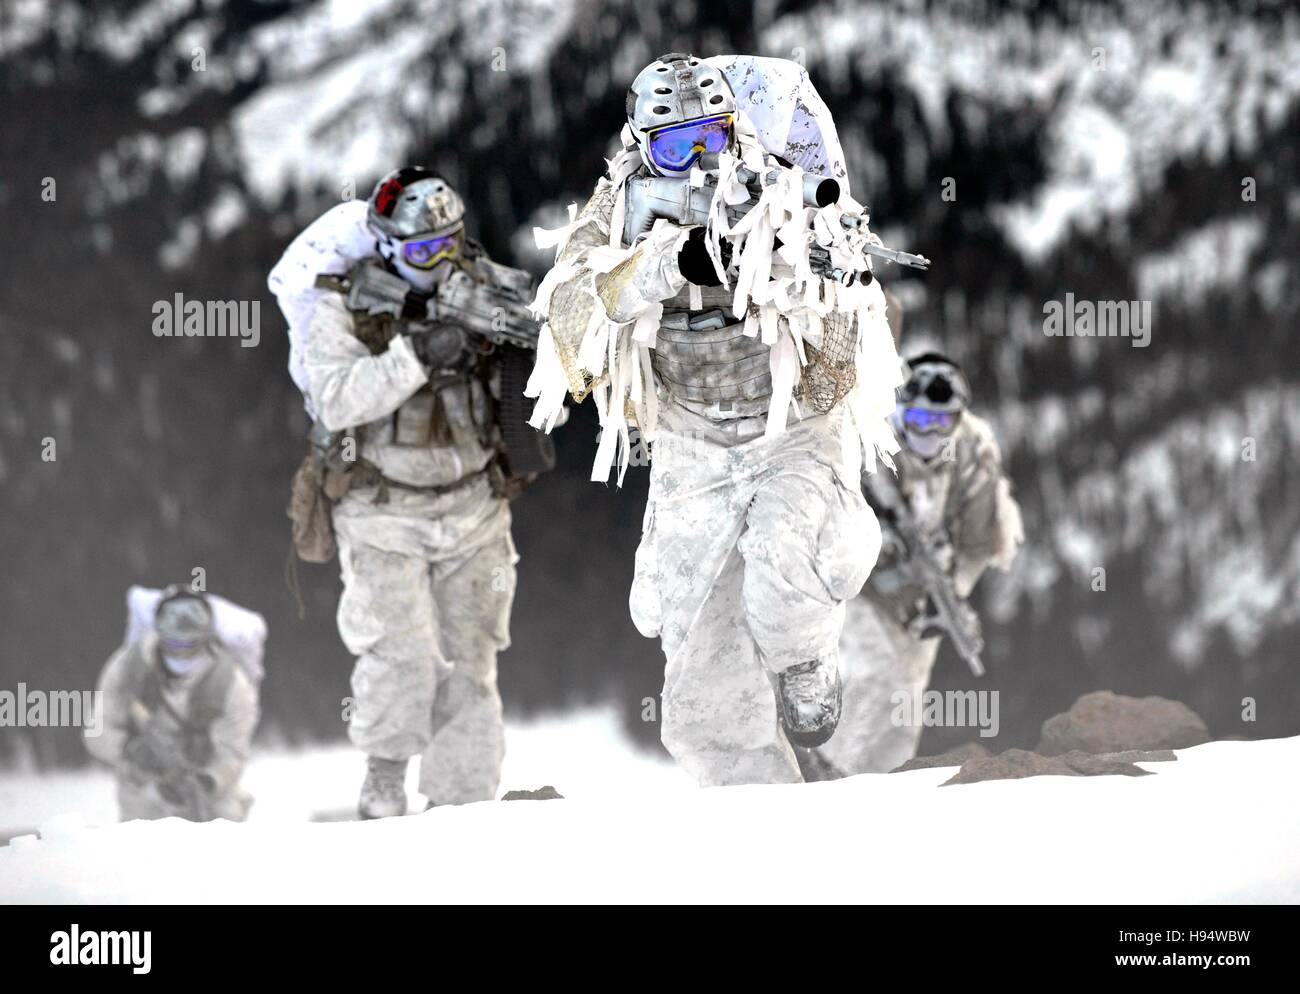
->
xmin=595 ymin=219 xmax=691 ymax=323
xmin=202 ymin=670 xmax=260 ymax=798
xmin=85 ymin=647 xmax=134 ymax=768
xmin=304 ymin=293 xmax=429 ymax=432
xmin=951 ymin=416 xmax=1024 ymax=596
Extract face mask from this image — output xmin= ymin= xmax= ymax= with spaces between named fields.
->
xmin=162 ymin=651 xmax=206 ymax=677
xmin=904 ymin=428 xmax=946 ymax=460
xmin=385 ymin=248 xmax=452 ymax=293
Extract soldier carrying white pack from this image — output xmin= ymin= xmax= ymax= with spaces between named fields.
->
xmin=271 ymin=167 xmax=553 ymax=818
xmin=87 ymin=585 xmax=263 ymax=822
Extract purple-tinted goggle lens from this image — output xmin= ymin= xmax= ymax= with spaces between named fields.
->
xmin=902 ymin=407 xmax=958 ymax=433
xmin=402 ymin=232 xmax=460 ymax=270
xmin=647 ymin=114 xmax=734 ymax=172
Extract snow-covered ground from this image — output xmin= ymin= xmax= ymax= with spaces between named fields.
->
xmin=0 ymin=706 xmax=690 ymax=834
xmin=2 ymin=720 xmax=1297 ymax=903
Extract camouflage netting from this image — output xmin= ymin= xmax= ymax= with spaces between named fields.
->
xmin=799 ymin=309 xmax=858 ymax=414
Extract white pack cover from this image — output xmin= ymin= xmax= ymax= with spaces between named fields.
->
xmin=267 ymin=199 xmax=377 ymax=416
xmin=125 ymin=586 xmax=268 ymax=685
xmin=707 ymin=55 xmax=850 ymax=189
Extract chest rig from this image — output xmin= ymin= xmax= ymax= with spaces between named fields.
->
xmin=315 ymin=259 xmax=493 ymax=451
xmin=654 ymin=281 xmax=773 ymax=418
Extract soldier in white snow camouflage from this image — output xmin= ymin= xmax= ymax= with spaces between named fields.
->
xmin=527 ymin=55 xmax=905 ymax=785
xmin=87 ymin=586 xmax=262 ymax=822
xmin=271 ymin=167 xmax=527 ymax=818
xmin=815 ymin=353 xmax=1023 ymax=776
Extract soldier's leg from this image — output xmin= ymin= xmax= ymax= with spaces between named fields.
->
xmin=336 ymin=531 xmax=439 ymax=762
xmin=738 ymin=459 xmax=880 ymax=674
xmin=638 ymin=456 xmax=803 ymax=787
xmin=658 ymin=544 xmax=804 ymax=786
xmin=819 ymin=597 xmax=941 ymax=774
xmin=419 ymin=507 xmax=515 ymax=805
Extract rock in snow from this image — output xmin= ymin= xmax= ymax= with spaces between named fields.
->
xmin=941 ymin=748 xmax=1153 ymax=786
xmin=1037 ymin=691 xmax=1211 ymax=755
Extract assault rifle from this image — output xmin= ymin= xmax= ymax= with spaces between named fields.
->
xmin=127 ymin=700 xmax=215 ymax=821
xmin=622 ymin=152 xmax=930 ymax=283
xmin=863 ymin=471 xmax=986 ymax=677
xmin=345 ymin=259 xmax=542 ymax=352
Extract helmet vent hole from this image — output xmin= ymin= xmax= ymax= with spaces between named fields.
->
xmin=700 ymin=78 xmax=713 ymax=86
xmin=654 ymin=86 xmax=671 ymax=94
xmin=709 ymin=94 xmax=724 ymax=104
xmin=653 ymin=105 xmax=670 ymax=114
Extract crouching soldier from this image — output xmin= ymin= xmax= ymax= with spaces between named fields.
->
xmin=813 ymin=354 xmax=1023 ymax=776
xmin=87 ymin=585 xmax=263 ymax=822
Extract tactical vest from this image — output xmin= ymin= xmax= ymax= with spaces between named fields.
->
xmin=123 ymin=638 xmax=238 ymax=767
xmin=313 ymin=258 xmax=495 ymax=453
xmin=654 ymin=282 xmax=772 ymax=418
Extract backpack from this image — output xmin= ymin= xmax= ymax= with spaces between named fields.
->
xmin=125 ymin=586 xmax=266 ymax=685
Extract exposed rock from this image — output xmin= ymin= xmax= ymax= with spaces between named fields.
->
xmin=1037 ymin=691 xmax=1209 ymax=756
xmin=891 ymin=741 xmax=993 ymax=772
xmin=1096 ymin=749 xmax=1178 ymax=764
xmin=942 ymin=748 xmax=1154 ymax=785
xmin=501 ymin=786 xmax=564 ymax=801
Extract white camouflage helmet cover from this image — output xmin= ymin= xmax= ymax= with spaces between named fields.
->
xmin=626 ymin=53 xmax=737 ymax=174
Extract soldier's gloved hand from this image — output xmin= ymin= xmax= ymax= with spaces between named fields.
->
xmin=406 ymin=321 xmax=470 ymax=370
xmin=926 ymin=529 xmax=957 ymax=576
xmin=122 ymin=735 xmax=172 ymax=778
xmin=677 ymin=226 xmax=730 ymax=287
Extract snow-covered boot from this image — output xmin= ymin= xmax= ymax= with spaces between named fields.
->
xmin=777 ymin=654 xmax=842 ymax=748
xmin=358 ymin=756 xmax=409 ymax=819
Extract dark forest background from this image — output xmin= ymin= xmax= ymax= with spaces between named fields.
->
xmin=1 ymin=0 xmax=1297 ymax=768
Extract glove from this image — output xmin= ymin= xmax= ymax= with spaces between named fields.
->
xmin=677 ymin=226 xmax=731 ymax=287
xmin=406 ymin=321 xmax=470 ymax=370
xmin=925 ymin=528 xmax=957 ymax=576
xmin=122 ymin=734 xmax=176 ymax=779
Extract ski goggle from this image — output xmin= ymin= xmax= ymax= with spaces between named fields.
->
xmin=902 ymin=407 xmax=960 ymax=433
xmin=401 ymin=229 xmax=462 ymax=270
xmin=645 ymin=114 xmax=734 ymax=172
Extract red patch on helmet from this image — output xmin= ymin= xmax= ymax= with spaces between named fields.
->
xmin=374 ymin=178 xmax=404 ymax=217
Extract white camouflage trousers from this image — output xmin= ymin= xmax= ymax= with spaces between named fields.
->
xmin=817 ymin=595 xmax=941 ymax=775
xmin=333 ymin=474 xmax=517 ymax=805
xmin=630 ymin=403 xmax=881 ymax=786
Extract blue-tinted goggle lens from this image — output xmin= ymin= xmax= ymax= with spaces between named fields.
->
xmin=647 ymin=114 xmax=733 ymax=172
xmin=402 ymin=232 xmax=460 ymax=270
xmin=902 ymin=408 xmax=958 ymax=433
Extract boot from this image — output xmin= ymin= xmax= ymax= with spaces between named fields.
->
xmin=777 ymin=654 xmax=842 ymax=748
xmin=358 ymin=756 xmax=409 ymax=820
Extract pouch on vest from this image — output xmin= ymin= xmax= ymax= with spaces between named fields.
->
xmin=287 ymin=424 xmax=359 ymax=563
